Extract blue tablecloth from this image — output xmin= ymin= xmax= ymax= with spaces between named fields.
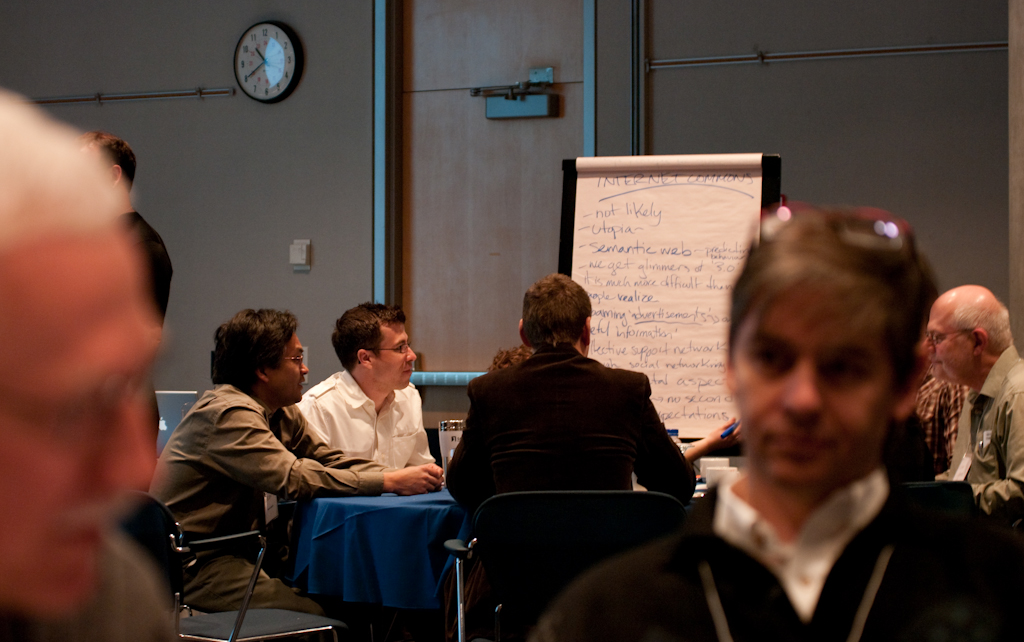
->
xmin=290 ymin=490 xmax=469 ymax=609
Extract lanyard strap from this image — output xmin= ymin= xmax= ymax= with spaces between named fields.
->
xmin=698 ymin=544 xmax=895 ymax=642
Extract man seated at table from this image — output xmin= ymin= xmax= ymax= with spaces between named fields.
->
xmin=530 ymin=208 xmax=1024 ymax=642
xmin=929 ymin=286 xmax=1024 ymax=527
xmin=151 ymin=309 xmax=443 ymax=615
xmin=298 ymin=303 xmax=434 ymax=468
xmin=447 ymin=273 xmax=696 ymax=510
xmin=445 ymin=273 xmax=697 ymax=641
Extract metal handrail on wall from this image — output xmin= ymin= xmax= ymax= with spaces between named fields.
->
xmin=648 ymin=41 xmax=1007 ymax=71
xmin=29 ymin=87 xmax=235 ymax=106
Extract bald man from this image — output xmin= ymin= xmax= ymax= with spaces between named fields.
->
xmin=929 ymin=286 xmax=1024 ymax=526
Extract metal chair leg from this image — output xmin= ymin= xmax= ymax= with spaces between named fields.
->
xmin=455 ymin=555 xmax=467 ymax=642
xmin=444 ymin=537 xmax=476 ymax=642
xmin=227 ymin=535 xmax=268 ymax=642
xmin=173 ymin=592 xmax=181 ymax=638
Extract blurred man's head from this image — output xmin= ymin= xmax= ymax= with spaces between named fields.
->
xmin=79 ymin=130 xmax=136 ymax=192
xmin=726 ymin=208 xmax=936 ymax=505
xmin=927 ymin=285 xmax=1011 ymax=391
xmin=519 ymin=273 xmax=593 ymax=352
xmin=0 ymin=93 xmax=159 ymax=616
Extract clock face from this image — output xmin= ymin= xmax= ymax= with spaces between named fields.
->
xmin=234 ymin=22 xmax=303 ymax=103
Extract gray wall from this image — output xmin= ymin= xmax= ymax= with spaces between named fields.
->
xmin=642 ymin=1 xmax=1009 ymax=300
xmin=596 ymin=2 xmax=1008 ymax=300
xmin=1 ymin=1 xmax=1013 ymax=394
xmin=2 ymin=1 xmax=375 ymax=393
xmin=595 ymin=0 xmax=634 ymax=157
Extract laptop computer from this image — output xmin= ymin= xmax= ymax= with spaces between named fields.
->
xmin=155 ymin=390 xmax=198 ymax=455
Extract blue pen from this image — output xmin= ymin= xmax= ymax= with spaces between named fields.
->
xmin=720 ymin=419 xmax=739 ymax=438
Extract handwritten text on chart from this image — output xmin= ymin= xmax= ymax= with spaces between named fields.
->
xmin=572 ymin=165 xmax=762 ymax=436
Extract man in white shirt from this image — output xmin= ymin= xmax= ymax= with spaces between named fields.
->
xmin=531 ymin=208 xmax=1024 ymax=642
xmin=299 ymin=303 xmax=435 ymax=469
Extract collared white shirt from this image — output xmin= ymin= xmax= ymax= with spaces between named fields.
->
xmin=713 ymin=469 xmax=889 ymax=622
xmin=297 ymin=370 xmax=434 ymax=469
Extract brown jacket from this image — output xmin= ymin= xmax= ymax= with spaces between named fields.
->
xmin=151 ymin=384 xmax=388 ymax=538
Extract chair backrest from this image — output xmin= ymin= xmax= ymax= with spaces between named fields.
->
xmin=120 ymin=491 xmax=186 ymax=597
xmin=121 ymin=493 xmax=342 ymax=642
xmin=901 ymin=481 xmax=977 ymax=517
xmin=472 ymin=490 xmax=686 ymax=628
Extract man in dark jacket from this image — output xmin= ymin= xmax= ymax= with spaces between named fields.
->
xmin=448 ymin=272 xmax=695 ymax=511
xmin=446 ymin=273 xmax=695 ymax=640
xmin=79 ymin=131 xmax=172 ymax=321
xmin=531 ymin=209 xmax=1024 ymax=642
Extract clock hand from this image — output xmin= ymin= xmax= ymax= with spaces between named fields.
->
xmin=244 ymin=59 xmax=266 ymax=82
xmin=254 ymin=46 xmax=265 ymax=62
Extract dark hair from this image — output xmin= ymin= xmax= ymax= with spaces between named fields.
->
xmin=79 ymin=131 xmax=136 ymax=190
xmin=729 ymin=207 xmax=937 ymax=388
xmin=487 ymin=344 xmax=533 ymax=372
xmin=332 ymin=302 xmax=407 ymax=372
xmin=212 ymin=309 xmax=297 ymax=391
xmin=521 ymin=273 xmax=593 ymax=348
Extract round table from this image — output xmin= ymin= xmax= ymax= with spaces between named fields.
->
xmin=290 ymin=489 xmax=470 ymax=609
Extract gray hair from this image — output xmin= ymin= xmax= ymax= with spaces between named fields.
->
xmin=0 ymin=90 xmax=119 ymax=256
xmin=952 ymin=298 xmax=1014 ymax=353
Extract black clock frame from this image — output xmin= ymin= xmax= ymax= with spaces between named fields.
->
xmin=234 ymin=21 xmax=304 ymax=104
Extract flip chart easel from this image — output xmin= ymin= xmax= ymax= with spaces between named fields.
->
xmin=558 ymin=154 xmax=781 ymax=438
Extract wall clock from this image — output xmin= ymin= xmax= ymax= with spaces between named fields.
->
xmin=234 ymin=21 xmax=303 ymax=103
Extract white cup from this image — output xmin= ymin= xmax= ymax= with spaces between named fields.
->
xmin=700 ymin=457 xmax=730 ymax=478
xmin=705 ymin=466 xmax=741 ymax=488
xmin=438 ymin=419 xmax=465 ymax=478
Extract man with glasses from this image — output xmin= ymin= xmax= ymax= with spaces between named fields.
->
xmin=151 ymin=308 xmax=442 ymax=615
xmin=929 ymin=285 xmax=1024 ymax=526
xmin=298 ymin=303 xmax=438 ymax=470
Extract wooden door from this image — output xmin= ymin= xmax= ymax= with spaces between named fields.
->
xmin=403 ymin=0 xmax=583 ymax=422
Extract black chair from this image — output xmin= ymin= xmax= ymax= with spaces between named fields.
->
xmin=121 ymin=492 xmax=347 ymax=642
xmin=121 ymin=492 xmax=185 ymax=598
xmin=901 ymin=481 xmax=978 ymax=517
xmin=444 ymin=490 xmax=687 ymax=642
xmin=425 ymin=427 xmax=443 ymax=465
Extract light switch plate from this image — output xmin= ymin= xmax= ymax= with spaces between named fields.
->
xmin=290 ymin=239 xmax=311 ymax=272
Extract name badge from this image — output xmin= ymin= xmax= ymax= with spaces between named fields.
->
xmin=981 ymin=430 xmax=993 ymax=449
xmin=264 ymin=492 xmax=279 ymax=524
xmin=952 ymin=453 xmax=973 ymax=481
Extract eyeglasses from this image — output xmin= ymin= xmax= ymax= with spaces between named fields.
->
xmin=374 ymin=343 xmax=413 ymax=355
xmin=762 ymin=205 xmax=913 ymax=253
xmin=925 ymin=330 xmax=970 ymax=346
xmin=284 ymin=354 xmax=305 ymax=365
